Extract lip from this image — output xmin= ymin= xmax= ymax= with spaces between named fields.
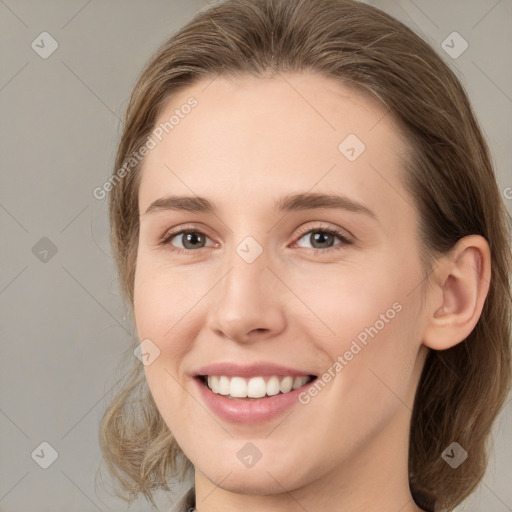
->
xmin=193 ymin=375 xmax=316 ymax=424
xmin=193 ymin=362 xmax=317 ymax=379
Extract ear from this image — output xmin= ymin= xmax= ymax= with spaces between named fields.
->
xmin=422 ymin=235 xmax=491 ymax=350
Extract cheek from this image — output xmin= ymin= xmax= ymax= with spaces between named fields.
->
xmin=133 ymin=258 xmax=197 ymax=409
xmin=297 ymin=261 xmax=422 ymax=407
xmin=296 ymin=301 xmax=420 ymax=468
xmin=292 ymin=263 xmax=404 ymax=351
xmin=134 ymin=268 xmax=195 ymax=427
xmin=133 ymin=254 xmax=199 ymax=344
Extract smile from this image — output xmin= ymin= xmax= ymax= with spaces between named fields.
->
xmin=199 ymin=375 xmax=316 ymax=399
xmin=194 ymin=373 xmax=318 ymax=423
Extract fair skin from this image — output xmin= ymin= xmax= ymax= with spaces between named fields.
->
xmin=133 ymin=72 xmax=491 ymax=512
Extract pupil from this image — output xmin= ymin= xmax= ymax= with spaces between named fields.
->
xmin=184 ymin=232 xmax=203 ymax=249
xmin=312 ymin=232 xmax=332 ymax=248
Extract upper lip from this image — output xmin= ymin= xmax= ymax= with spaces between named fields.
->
xmin=193 ymin=362 xmax=317 ymax=379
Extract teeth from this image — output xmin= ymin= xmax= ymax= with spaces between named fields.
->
xmin=280 ymin=376 xmax=293 ymax=393
xmin=230 ymin=377 xmax=248 ymax=397
xmin=218 ymin=376 xmax=230 ymax=395
xmin=205 ymin=375 xmax=312 ymax=398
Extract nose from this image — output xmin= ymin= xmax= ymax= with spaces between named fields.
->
xmin=205 ymin=245 xmax=287 ymax=344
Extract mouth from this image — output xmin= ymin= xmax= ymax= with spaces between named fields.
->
xmin=195 ymin=374 xmax=318 ymax=400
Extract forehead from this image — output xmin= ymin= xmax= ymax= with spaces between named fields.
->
xmin=138 ymin=72 xmax=411 ymax=224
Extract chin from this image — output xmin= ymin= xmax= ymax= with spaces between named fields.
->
xmin=192 ymin=448 xmax=312 ymax=494
xmin=201 ymin=466 xmax=305 ymax=496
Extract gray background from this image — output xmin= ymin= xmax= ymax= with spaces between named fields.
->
xmin=1 ymin=0 xmax=510 ymax=511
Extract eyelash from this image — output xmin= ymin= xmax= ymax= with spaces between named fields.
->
xmin=159 ymin=224 xmax=353 ymax=256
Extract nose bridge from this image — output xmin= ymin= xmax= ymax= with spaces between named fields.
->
xmin=219 ymin=235 xmax=270 ymax=311
xmin=220 ymin=217 xmax=272 ymax=294
xmin=206 ymin=232 xmax=285 ymax=342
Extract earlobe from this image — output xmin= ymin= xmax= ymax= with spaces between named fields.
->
xmin=422 ymin=235 xmax=491 ymax=351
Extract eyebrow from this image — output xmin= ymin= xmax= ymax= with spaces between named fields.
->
xmin=144 ymin=192 xmax=377 ymax=220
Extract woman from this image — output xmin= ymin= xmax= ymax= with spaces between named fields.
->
xmin=97 ymin=1 xmax=512 ymax=511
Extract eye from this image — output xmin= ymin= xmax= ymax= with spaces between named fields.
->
xmin=292 ymin=225 xmax=352 ymax=253
xmin=159 ymin=228 xmax=217 ymax=254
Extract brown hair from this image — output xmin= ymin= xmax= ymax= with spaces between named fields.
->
xmin=97 ymin=0 xmax=512 ymax=510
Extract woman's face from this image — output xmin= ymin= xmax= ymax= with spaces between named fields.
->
xmin=134 ymin=72 xmax=430 ymax=497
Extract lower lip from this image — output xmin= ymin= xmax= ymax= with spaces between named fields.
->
xmin=194 ymin=377 xmax=313 ymax=424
